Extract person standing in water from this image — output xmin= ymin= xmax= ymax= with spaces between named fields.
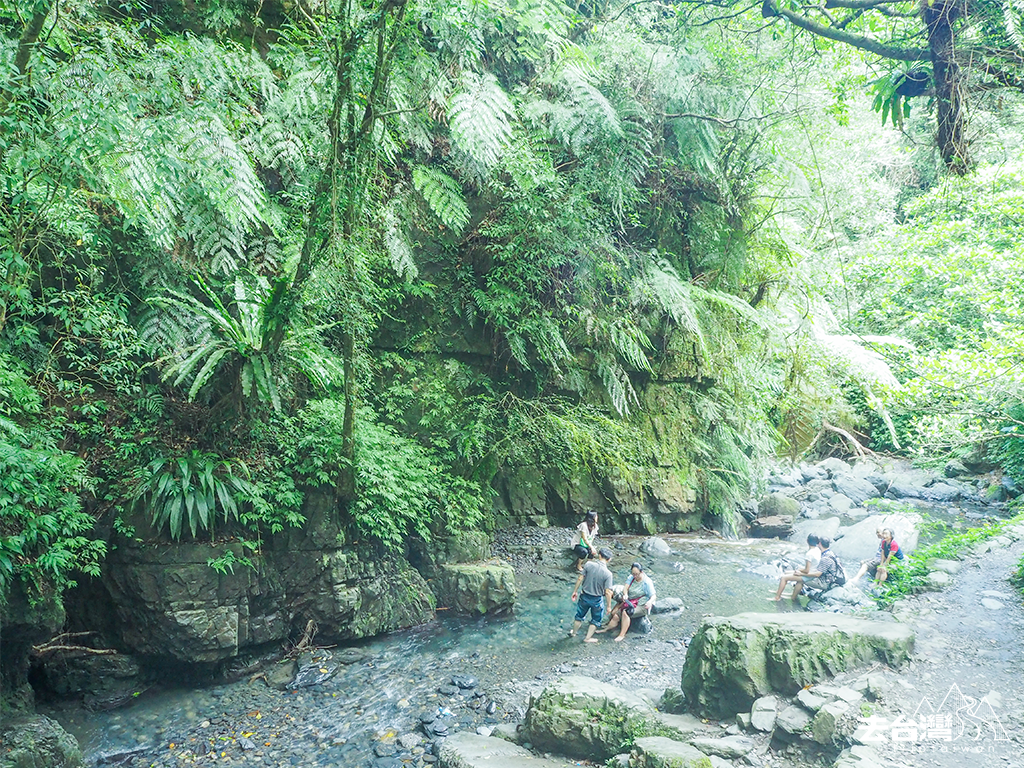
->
xmin=572 ymin=510 xmax=599 ymax=572
xmin=569 ymin=548 xmax=613 ymax=643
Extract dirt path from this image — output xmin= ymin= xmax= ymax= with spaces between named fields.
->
xmin=877 ymin=532 xmax=1024 ymax=767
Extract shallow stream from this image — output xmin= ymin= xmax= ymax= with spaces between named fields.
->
xmin=47 ymin=502 xmax=997 ymax=767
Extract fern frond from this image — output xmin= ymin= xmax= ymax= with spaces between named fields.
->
xmin=412 ymin=166 xmax=470 ymax=232
xmin=381 ymin=203 xmax=418 ymax=280
xmin=1005 ymin=0 xmax=1024 ymax=51
xmin=449 ymin=71 xmax=515 ymax=170
xmin=596 ymin=354 xmax=639 ymax=417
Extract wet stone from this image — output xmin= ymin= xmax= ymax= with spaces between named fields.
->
xmin=451 ymin=675 xmax=478 ymax=689
xmin=438 ymin=684 xmax=459 ymax=696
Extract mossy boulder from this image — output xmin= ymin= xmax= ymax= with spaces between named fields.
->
xmin=758 ymin=493 xmax=799 ymax=519
xmin=433 ymin=560 xmax=517 ymax=615
xmin=0 ymin=715 xmax=83 ymax=768
xmin=681 ymin=613 xmax=914 ymax=719
xmin=522 ymin=676 xmax=696 ymax=761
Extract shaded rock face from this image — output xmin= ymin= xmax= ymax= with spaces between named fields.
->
xmin=0 ymin=581 xmax=64 ymax=715
xmin=434 ymin=561 xmax=517 ymax=616
xmin=101 ymin=539 xmax=435 ymax=664
xmin=680 ymin=613 xmax=914 ymax=719
xmin=496 ymin=465 xmax=700 ymax=534
xmin=0 ymin=714 xmax=83 ymax=768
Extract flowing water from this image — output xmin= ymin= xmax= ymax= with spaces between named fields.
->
xmin=47 ymin=506 xmax=997 ymax=767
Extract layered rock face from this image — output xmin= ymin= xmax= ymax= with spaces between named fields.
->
xmin=0 ymin=715 xmax=83 ymax=768
xmin=681 ymin=613 xmax=914 ymax=718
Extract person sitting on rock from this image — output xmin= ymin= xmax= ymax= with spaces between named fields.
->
xmin=598 ymin=561 xmax=656 ymax=641
xmin=791 ymin=537 xmax=844 ymax=598
xmin=569 ymin=547 xmax=614 ymax=643
xmin=772 ymin=534 xmax=820 ymax=601
xmin=571 ymin=510 xmax=599 ymax=572
xmin=851 ymin=527 xmax=903 ymax=585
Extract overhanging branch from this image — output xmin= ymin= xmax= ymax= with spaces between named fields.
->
xmin=768 ymin=3 xmax=928 ymax=61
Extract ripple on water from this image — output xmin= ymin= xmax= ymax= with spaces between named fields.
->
xmin=53 ymin=533 xmax=809 ymax=767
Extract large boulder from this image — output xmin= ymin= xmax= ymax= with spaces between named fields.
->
xmin=522 ymin=677 xmax=700 ymax=761
xmin=681 ymin=613 xmax=914 ymax=719
xmin=0 ymin=715 xmax=83 ymax=768
xmin=831 ymin=513 xmax=919 ymax=565
xmin=748 ymin=516 xmax=794 ymax=539
xmin=758 ymin=493 xmax=799 ymax=519
xmin=831 ymin=475 xmax=880 ymax=506
xmin=103 ymin=535 xmax=436 ymax=664
xmin=437 ymin=732 xmax=574 ymax=768
xmin=434 ymin=560 xmax=517 ymax=615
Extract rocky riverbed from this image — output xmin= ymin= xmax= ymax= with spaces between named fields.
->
xmin=24 ymin=456 xmax=1024 ymax=768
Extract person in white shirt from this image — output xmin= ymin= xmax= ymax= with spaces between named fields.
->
xmin=772 ymin=533 xmax=821 ymax=601
xmin=571 ymin=510 xmax=599 ymax=572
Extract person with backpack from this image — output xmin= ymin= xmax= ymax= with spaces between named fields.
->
xmin=789 ymin=537 xmax=846 ymax=599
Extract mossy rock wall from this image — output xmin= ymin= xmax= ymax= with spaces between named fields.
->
xmin=681 ymin=613 xmax=914 ymax=719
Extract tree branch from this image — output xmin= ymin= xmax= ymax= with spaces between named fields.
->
xmin=767 ymin=2 xmax=928 ymax=61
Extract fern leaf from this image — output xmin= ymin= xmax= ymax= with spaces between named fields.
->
xmin=412 ymin=166 xmax=471 ymax=232
xmin=449 ymin=71 xmax=515 ymax=170
xmin=381 ymin=203 xmax=418 ymax=280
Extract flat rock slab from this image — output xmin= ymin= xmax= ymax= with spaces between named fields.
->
xmin=681 ymin=612 xmax=914 ymax=719
xmin=687 ymin=735 xmax=755 ymax=758
xmin=438 ymin=732 xmax=576 ymax=768
xmin=629 ymin=737 xmax=710 ymax=768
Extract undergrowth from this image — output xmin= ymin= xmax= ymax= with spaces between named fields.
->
xmin=877 ymin=510 xmax=1024 ymax=606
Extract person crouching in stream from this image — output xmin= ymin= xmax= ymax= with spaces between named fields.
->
xmin=598 ymin=562 xmax=656 ymax=641
xmin=569 ymin=548 xmax=614 ymax=643
xmin=571 ymin=510 xmax=599 ymax=572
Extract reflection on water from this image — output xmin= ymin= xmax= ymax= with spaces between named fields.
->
xmin=50 ymin=534 xmax=811 ymax=766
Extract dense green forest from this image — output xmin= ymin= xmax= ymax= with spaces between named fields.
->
xmin=2 ymin=0 xmax=1024 ymax=613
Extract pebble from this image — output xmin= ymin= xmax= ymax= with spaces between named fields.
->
xmin=981 ymin=598 xmax=1005 ymax=610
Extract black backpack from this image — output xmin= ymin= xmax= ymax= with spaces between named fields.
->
xmin=823 ymin=550 xmax=846 ymax=587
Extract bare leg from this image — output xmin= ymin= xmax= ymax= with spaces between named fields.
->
xmin=569 ymin=619 xmax=582 ymax=637
xmin=597 ymin=608 xmax=621 ymax=634
xmin=791 ymin=579 xmax=804 ymax=599
xmin=849 ymin=561 xmax=870 ymax=585
xmin=574 ymin=558 xmax=584 ymax=572
xmin=615 ymin=612 xmax=631 ymax=641
xmin=774 ymin=572 xmax=801 ymax=601
xmin=583 ymin=623 xmax=599 ymax=643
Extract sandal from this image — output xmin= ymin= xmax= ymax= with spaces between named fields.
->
xmin=567 ymin=629 xmax=576 ymax=638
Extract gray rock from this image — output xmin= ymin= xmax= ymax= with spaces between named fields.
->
xmin=688 ymin=735 xmax=755 ymax=758
xmin=810 ymin=701 xmax=852 ymax=744
xmin=831 ymin=514 xmax=919 ymax=564
xmin=0 ymin=715 xmax=83 ymax=768
xmin=489 ymin=723 xmax=520 ymax=743
xmin=983 ymin=483 xmax=1008 ymax=503
xmin=862 ymin=475 xmax=889 ymax=493
xmin=796 ymin=689 xmax=828 ymax=712
xmin=981 ymin=598 xmax=1004 ymax=610
xmin=924 ymin=571 xmax=951 ymax=589
xmin=659 ymin=688 xmax=687 ymax=714
xmin=451 ymin=675 xmax=478 ymax=689
xmin=640 ymin=537 xmax=672 ymax=557
xmin=651 ymin=597 xmax=683 ymax=614
xmin=929 ymin=559 xmax=960 ymax=574
xmin=944 ymin=459 xmax=968 ymax=478
xmin=736 ymin=712 xmax=752 ymax=730
xmin=681 ymin=613 xmax=914 ymax=719
xmin=834 ymin=743 xmax=883 ymax=768
xmin=749 ymin=515 xmax=795 ymax=539
xmin=629 ymin=737 xmax=709 ymax=768
xmin=817 ymin=458 xmax=851 ymax=477
xmin=434 ymin=561 xmax=517 ymax=616
xmin=399 ymin=733 xmax=423 ymax=749
xmin=776 ymin=704 xmax=813 ymax=735
xmin=750 ymin=695 xmax=778 ymax=732
xmin=886 ymin=481 xmax=924 ymax=499
xmin=437 ymin=732 xmax=570 ymax=768
xmin=792 ymin=517 xmax=841 ymax=545
xmin=759 ymin=493 xmax=800 ymax=519
xmin=800 ymin=465 xmax=828 ymax=482
xmin=828 ymin=495 xmax=854 ymax=513
xmin=265 ymin=658 xmax=298 ymax=689
xmin=831 ymin=476 xmax=880 ymax=505
xmin=1000 ymin=475 xmax=1020 ymax=498
xmin=922 ymin=483 xmax=961 ymax=502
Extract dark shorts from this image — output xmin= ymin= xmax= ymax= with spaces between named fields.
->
xmin=573 ymin=544 xmax=592 ymax=560
xmin=575 ymin=593 xmax=604 ymax=626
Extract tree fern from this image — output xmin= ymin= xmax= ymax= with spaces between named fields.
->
xmin=449 ymin=71 xmax=515 ymax=171
xmin=381 ymin=201 xmax=418 ymax=280
xmin=1005 ymin=0 xmax=1024 ymax=51
xmin=412 ymin=166 xmax=471 ymax=232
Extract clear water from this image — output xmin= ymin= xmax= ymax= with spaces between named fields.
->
xmin=49 ymin=533 xmax=800 ymax=766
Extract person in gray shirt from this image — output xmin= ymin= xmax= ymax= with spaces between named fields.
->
xmin=569 ymin=548 xmax=614 ymax=642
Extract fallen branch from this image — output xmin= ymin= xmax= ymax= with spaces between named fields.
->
xmin=822 ymin=421 xmax=878 ymax=458
xmin=32 ymin=632 xmax=120 ymax=657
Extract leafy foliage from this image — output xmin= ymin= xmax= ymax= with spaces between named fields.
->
xmin=135 ymin=451 xmax=256 ymax=541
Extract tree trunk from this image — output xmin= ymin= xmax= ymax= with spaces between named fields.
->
xmin=923 ymin=0 xmax=969 ymax=174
